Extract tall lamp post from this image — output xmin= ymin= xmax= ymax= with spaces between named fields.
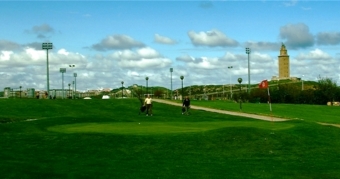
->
xmin=19 ymin=86 xmax=22 ymax=98
xmin=42 ymin=42 xmax=53 ymax=98
xmin=145 ymin=77 xmax=149 ymax=96
xmin=60 ymin=68 xmax=66 ymax=99
xmin=72 ymin=81 xmax=75 ymax=99
xmin=238 ymin=78 xmax=243 ymax=111
xmin=121 ymin=81 xmax=124 ymax=98
xmin=170 ymin=68 xmax=173 ymax=100
xmin=68 ymin=83 xmax=71 ymax=99
xmin=69 ymin=65 xmax=75 ymax=98
xmin=245 ymin=48 xmax=251 ymax=94
xmin=228 ymin=66 xmax=233 ymax=99
xmin=180 ymin=75 xmax=184 ymax=101
xmin=73 ymin=73 xmax=77 ymax=99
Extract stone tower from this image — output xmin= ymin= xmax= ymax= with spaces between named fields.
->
xmin=278 ymin=43 xmax=290 ymax=79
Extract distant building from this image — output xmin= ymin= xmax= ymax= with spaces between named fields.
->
xmin=278 ymin=43 xmax=290 ymax=79
xmin=3 ymin=87 xmax=34 ymax=98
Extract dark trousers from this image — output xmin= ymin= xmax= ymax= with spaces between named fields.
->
xmin=146 ymin=104 xmax=152 ymax=115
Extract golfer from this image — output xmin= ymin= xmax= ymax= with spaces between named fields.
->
xmin=182 ymin=96 xmax=190 ymax=115
xmin=144 ymin=95 xmax=153 ymax=116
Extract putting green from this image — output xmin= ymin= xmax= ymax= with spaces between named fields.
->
xmin=47 ymin=121 xmax=294 ymax=135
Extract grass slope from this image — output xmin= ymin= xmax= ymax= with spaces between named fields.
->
xmin=187 ymin=99 xmax=340 ymax=123
xmin=1 ymin=98 xmax=340 ymax=178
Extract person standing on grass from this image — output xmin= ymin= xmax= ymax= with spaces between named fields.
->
xmin=144 ymin=95 xmax=153 ymax=116
xmin=182 ymin=96 xmax=190 ymax=115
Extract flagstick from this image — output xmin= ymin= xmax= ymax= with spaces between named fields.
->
xmin=267 ymin=87 xmax=273 ymax=121
xmin=259 ymin=80 xmax=273 ymax=122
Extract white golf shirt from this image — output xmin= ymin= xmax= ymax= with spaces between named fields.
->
xmin=145 ymin=98 xmax=152 ymax=104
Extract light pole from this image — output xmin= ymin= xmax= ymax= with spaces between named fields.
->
xmin=68 ymin=83 xmax=71 ymax=99
xmin=228 ymin=66 xmax=233 ymax=99
xmin=121 ymin=81 xmax=124 ymax=98
xmin=60 ymin=68 xmax=66 ymax=99
xmin=72 ymin=81 xmax=75 ymax=99
xmin=73 ymin=73 xmax=77 ymax=99
xmin=19 ymin=86 xmax=22 ymax=98
xmin=246 ymin=47 xmax=251 ymax=94
xmin=141 ymin=85 xmax=143 ymax=97
xmin=238 ymin=78 xmax=243 ymax=111
xmin=145 ymin=77 xmax=149 ymax=96
xmin=180 ymin=75 xmax=184 ymax=101
xmin=42 ymin=42 xmax=53 ymax=98
xmin=69 ymin=65 xmax=75 ymax=98
xmin=170 ymin=68 xmax=173 ymax=100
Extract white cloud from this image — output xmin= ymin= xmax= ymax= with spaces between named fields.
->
xmin=0 ymin=51 xmax=13 ymax=61
xmin=119 ymin=58 xmax=171 ymax=68
xmin=137 ymin=47 xmax=161 ymax=59
xmin=110 ymin=47 xmax=171 ymax=69
xmin=186 ymin=57 xmax=221 ymax=69
xmin=92 ymin=34 xmax=145 ymax=51
xmin=58 ymin=49 xmax=69 ymax=56
xmin=219 ymin=52 xmax=240 ymax=62
xmin=54 ymin=49 xmax=87 ymax=65
xmin=25 ymin=48 xmax=45 ymax=61
xmin=2 ymin=1 xmax=340 ymax=93
xmin=0 ymin=48 xmax=89 ymax=91
xmin=177 ymin=50 xmax=279 ymax=85
xmin=176 ymin=55 xmax=195 ymax=62
xmin=244 ymin=41 xmax=280 ymax=51
xmin=280 ymin=23 xmax=314 ymax=49
xmin=291 ymin=49 xmax=338 ymax=80
xmin=316 ymin=32 xmax=340 ymax=45
xmin=0 ymin=40 xmax=21 ymax=51
xmin=296 ymin=49 xmax=333 ymax=62
xmin=154 ymin=34 xmax=177 ymax=44
xmin=188 ymin=29 xmax=239 ymax=47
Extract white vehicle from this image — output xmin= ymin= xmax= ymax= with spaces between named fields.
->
xmin=102 ymin=95 xmax=110 ymax=99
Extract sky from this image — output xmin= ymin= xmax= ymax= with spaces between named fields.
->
xmin=1 ymin=0 xmax=340 ymax=92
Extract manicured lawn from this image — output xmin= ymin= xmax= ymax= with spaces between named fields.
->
xmin=1 ymin=98 xmax=340 ymax=178
xmin=187 ymin=99 xmax=340 ymax=123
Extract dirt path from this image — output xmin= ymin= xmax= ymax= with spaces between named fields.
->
xmin=153 ymin=99 xmax=289 ymax=122
xmin=318 ymin=122 xmax=340 ymax=128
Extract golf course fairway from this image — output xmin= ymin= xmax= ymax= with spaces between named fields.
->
xmin=48 ymin=121 xmax=294 ymax=135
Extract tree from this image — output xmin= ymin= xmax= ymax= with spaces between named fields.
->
xmin=154 ymin=89 xmax=163 ymax=98
xmin=298 ymin=89 xmax=315 ymax=104
xmin=131 ymin=85 xmax=144 ymax=105
xmin=314 ymin=77 xmax=338 ymax=105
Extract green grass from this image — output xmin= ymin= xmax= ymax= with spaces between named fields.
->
xmin=47 ymin=121 xmax=294 ymax=135
xmin=187 ymin=99 xmax=340 ymax=123
xmin=1 ymin=98 xmax=340 ymax=178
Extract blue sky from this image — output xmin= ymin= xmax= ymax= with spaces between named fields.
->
xmin=1 ymin=1 xmax=340 ymax=92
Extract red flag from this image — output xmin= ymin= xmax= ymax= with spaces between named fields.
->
xmin=259 ymin=80 xmax=268 ymax=89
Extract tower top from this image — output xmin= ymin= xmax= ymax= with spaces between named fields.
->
xmin=281 ymin=43 xmax=286 ymax=49
xmin=279 ymin=43 xmax=288 ymax=56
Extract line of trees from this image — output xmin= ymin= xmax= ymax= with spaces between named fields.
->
xmin=122 ymin=77 xmax=339 ymax=106
xmin=236 ymin=77 xmax=340 ymax=105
